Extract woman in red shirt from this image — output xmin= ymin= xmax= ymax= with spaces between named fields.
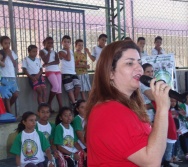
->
xmin=86 ymin=40 xmax=171 ymax=167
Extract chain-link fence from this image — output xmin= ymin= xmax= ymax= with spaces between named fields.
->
xmin=0 ymin=0 xmax=188 ymax=71
xmin=124 ymin=0 xmax=188 ymax=67
xmin=0 ymin=0 xmax=106 ymax=72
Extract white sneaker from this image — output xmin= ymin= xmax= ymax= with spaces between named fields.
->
xmin=169 ymin=163 xmax=179 ymax=167
xmin=173 ymin=156 xmax=183 ymax=162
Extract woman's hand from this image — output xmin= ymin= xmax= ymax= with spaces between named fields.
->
xmin=150 ymin=78 xmax=171 ymax=113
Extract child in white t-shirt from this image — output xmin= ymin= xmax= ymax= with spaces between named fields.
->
xmin=59 ymin=35 xmax=81 ymax=106
xmin=72 ymin=100 xmax=87 ymax=166
xmin=10 ymin=111 xmax=54 ymax=167
xmin=89 ymin=34 xmax=107 ymax=62
xmin=54 ymin=107 xmax=85 ymax=167
xmin=40 ymin=37 xmax=62 ymax=112
xmin=36 ymin=103 xmax=58 ymax=166
xmin=151 ymin=36 xmax=166 ymax=55
xmin=137 ymin=37 xmax=148 ymax=57
xmin=0 ymin=36 xmax=19 ymax=114
xmin=22 ymin=45 xmax=46 ymax=104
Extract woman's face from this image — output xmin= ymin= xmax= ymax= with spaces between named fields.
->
xmin=144 ymin=66 xmax=154 ymax=78
xmin=111 ymin=49 xmax=143 ymax=97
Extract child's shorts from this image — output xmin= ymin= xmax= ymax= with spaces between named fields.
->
xmin=1 ymin=77 xmax=19 ymax=93
xmin=78 ymin=74 xmax=91 ymax=92
xmin=62 ymin=74 xmax=81 ymax=92
xmin=28 ymin=74 xmax=46 ymax=90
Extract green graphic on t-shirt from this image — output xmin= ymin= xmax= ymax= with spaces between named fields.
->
xmin=43 ymin=131 xmax=50 ymax=140
xmin=63 ymin=135 xmax=74 ymax=147
xmin=22 ymin=139 xmax=38 ymax=160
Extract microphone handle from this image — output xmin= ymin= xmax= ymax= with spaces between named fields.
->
xmin=169 ymin=89 xmax=186 ymax=103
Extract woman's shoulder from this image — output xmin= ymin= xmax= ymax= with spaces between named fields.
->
xmin=91 ymin=100 xmax=131 ymax=117
xmin=93 ymin=100 xmax=128 ymax=110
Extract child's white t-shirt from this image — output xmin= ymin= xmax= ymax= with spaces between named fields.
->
xmin=92 ymin=46 xmax=102 ymax=62
xmin=151 ymin=48 xmax=166 ymax=55
xmin=60 ymin=124 xmax=77 ymax=153
xmin=36 ymin=121 xmax=52 ymax=140
xmin=20 ymin=130 xmax=45 ymax=166
xmin=0 ymin=50 xmax=17 ymax=77
xmin=140 ymin=51 xmax=148 ymax=57
xmin=22 ymin=57 xmax=42 ymax=75
xmin=60 ymin=49 xmax=76 ymax=75
xmin=42 ymin=49 xmax=60 ymax=72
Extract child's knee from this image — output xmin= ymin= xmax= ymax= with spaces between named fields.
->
xmin=13 ymin=92 xmax=19 ymax=98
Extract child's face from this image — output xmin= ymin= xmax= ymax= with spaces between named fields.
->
xmin=62 ymin=38 xmax=71 ymax=49
xmin=60 ymin=110 xmax=73 ymax=125
xmin=77 ymin=102 xmax=86 ymax=116
xmin=170 ymin=98 xmax=177 ymax=108
xmin=144 ymin=66 xmax=154 ymax=78
xmin=1 ymin=39 xmax=10 ymax=50
xmin=98 ymin=37 xmax=107 ymax=48
xmin=137 ymin=40 xmax=145 ymax=49
xmin=29 ymin=48 xmax=37 ymax=58
xmin=75 ymin=42 xmax=83 ymax=51
xmin=45 ymin=39 xmax=54 ymax=50
xmin=23 ymin=115 xmax=36 ymax=131
xmin=154 ymin=39 xmax=162 ymax=48
xmin=38 ymin=107 xmax=50 ymax=122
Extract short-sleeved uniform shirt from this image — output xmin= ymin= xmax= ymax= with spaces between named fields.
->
xmin=91 ymin=46 xmax=102 ymax=62
xmin=10 ymin=130 xmax=50 ymax=167
xmin=35 ymin=121 xmax=55 ymax=141
xmin=22 ymin=57 xmax=42 ymax=75
xmin=72 ymin=115 xmax=86 ymax=149
xmin=54 ymin=123 xmax=78 ymax=153
xmin=0 ymin=50 xmax=18 ymax=77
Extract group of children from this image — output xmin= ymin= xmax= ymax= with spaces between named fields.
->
xmin=140 ymin=63 xmax=188 ymax=167
xmin=0 ymin=33 xmax=108 ymax=114
xmin=10 ymin=100 xmax=87 ymax=167
xmin=1 ymin=33 xmax=187 ymax=167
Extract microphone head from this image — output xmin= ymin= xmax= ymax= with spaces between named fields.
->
xmin=139 ymin=75 xmax=152 ymax=87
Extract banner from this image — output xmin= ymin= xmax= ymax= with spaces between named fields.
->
xmin=141 ymin=54 xmax=178 ymax=91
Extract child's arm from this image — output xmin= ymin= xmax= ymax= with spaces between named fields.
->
xmin=50 ymin=140 xmax=59 ymax=158
xmin=85 ymin=48 xmax=95 ymax=62
xmin=57 ymin=145 xmax=80 ymax=161
xmin=75 ymin=63 xmax=89 ymax=69
xmin=57 ymin=145 xmax=72 ymax=155
xmin=6 ymin=50 xmax=17 ymax=67
xmin=45 ymin=52 xmax=59 ymax=66
xmin=16 ymin=155 xmax=21 ymax=166
xmin=39 ymin=49 xmax=50 ymax=64
xmin=76 ymin=131 xmax=86 ymax=147
xmin=0 ymin=54 xmax=5 ymax=67
xmin=35 ymin=68 xmax=43 ymax=80
xmin=22 ymin=68 xmax=37 ymax=82
xmin=58 ymin=49 xmax=71 ymax=61
xmin=45 ymin=148 xmax=55 ymax=167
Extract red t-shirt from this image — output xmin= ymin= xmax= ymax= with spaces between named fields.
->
xmin=87 ymin=101 xmax=152 ymax=167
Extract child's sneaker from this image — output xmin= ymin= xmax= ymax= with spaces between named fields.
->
xmin=169 ymin=163 xmax=179 ymax=167
xmin=173 ymin=156 xmax=183 ymax=162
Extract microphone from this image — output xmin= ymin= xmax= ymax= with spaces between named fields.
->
xmin=140 ymin=75 xmax=186 ymax=103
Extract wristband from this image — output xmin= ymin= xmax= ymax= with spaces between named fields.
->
xmin=48 ymin=160 xmax=54 ymax=166
xmin=70 ymin=153 xmax=74 ymax=159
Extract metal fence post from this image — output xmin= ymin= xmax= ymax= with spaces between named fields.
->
xmin=8 ymin=0 xmax=18 ymax=116
xmin=8 ymin=0 xmax=17 ymax=53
